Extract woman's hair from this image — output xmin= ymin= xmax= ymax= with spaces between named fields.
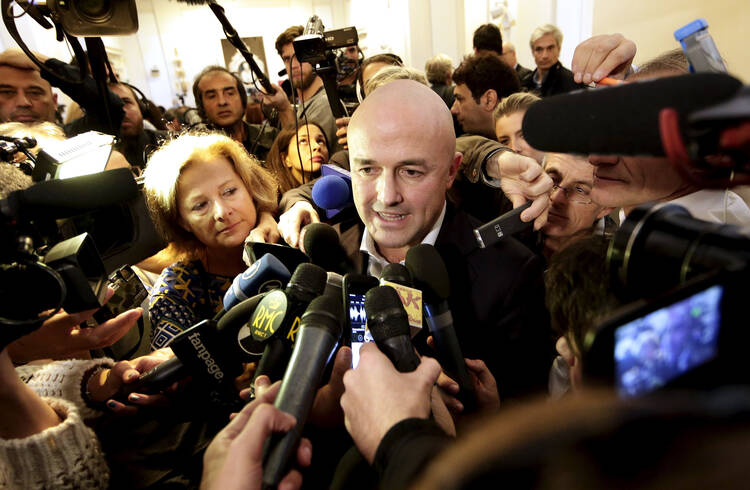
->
xmin=143 ymin=131 xmax=278 ymax=256
xmin=265 ymin=121 xmax=329 ymax=195
xmin=0 ymin=121 xmax=66 ymax=155
xmin=493 ymin=92 xmax=541 ymax=121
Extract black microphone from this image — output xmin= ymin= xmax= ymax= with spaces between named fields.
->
xmin=405 ymin=244 xmax=476 ymax=412
xmin=302 ymin=222 xmax=356 ymax=275
xmin=251 ymin=263 xmax=328 ymax=383
xmin=262 ymin=293 xmax=344 ymax=488
xmin=365 ymin=286 xmax=420 ymax=372
xmin=380 ymin=263 xmax=412 ymax=286
xmin=0 ymin=167 xmax=138 ymax=221
xmin=522 ymin=72 xmax=742 ymax=156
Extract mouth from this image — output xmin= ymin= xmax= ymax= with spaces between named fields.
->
xmin=218 ymin=222 xmax=240 ymax=234
xmin=311 ymin=156 xmax=324 ymax=163
xmin=548 ymin=211 xmax=568 ymax=221
xmin=374 ymin=210 xmax=408 ymax=222
xmin=13 ymin=114 xmax=37 ymax=123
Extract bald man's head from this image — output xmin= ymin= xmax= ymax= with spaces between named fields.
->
xmin=348 ymin=80 xmax=462 ymax=262
xmin=0 ymin=48 xmax=57 ymax=124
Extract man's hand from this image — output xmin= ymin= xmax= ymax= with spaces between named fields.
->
xmin=89 ymin=348 xmax=175 ymax=414
xmin=489 ymin=151 xmax=552 ymax=230
xmin=341 ymin=343 xmax=441 ymax=464
xmin=7 ymin=288 xmax=142 ymax=363
xmin=247 ymin=211 xmax=281 ymax=244
xmin=335 ymin=117 xmax=351 ymax=149
xmin=571 ymin=34 xmax=637 ymax=85
xmin=278 ymin=201 xmax=320 ymax=248
xmin=201 ymin=380 xmax=312 ymax=490
xmin=261 ymin=83 xmax=296 ymax=129
xmin=309 ymin=347 xmax=351 ymax=427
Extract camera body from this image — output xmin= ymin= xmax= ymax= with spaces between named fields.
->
xmin=44 ymin=0 xmax=138 ymax=36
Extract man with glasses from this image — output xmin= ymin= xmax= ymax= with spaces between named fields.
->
xmin=541 ymin=153 xmax=613 ymax=258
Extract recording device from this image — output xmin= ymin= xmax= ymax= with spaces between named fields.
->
xmin=294 ymin=15 xmax=359 ymax=118
xmin=342 ymin=273 xmax=379 ymax=368
xmin=0 ymin=135 xmax=36 ymax=173
xmin=223 ymin=253 xmax=291 ymax=311
xmin=674 ymin=19 xmax=727 ymax=74
xmin=365 ymin=286 xmax=421 ymax=372
xmin=262 ymin=293 xmax=344 ymax=489
xmin=312 ymin=165 xmax=353 ymax=219
xmin=583 ymin=268 xmax=747 ymax=397
xmin=405 ymin=244 xmax=477 ymax=412
xmin=15 ymin=0 xmax=138 ymax=36
xmin=522 ymin=73 xmax=749 ymax=187
xmin=243 ymin=241 xmax=309 ymax=275
xmin=607 ymin=202 xmax=750 ymax=300
xmin=32 ymin=131 xmax=115 ymax=182
xmin=250 ymin=263 xmax=328 ymax=382
xmin=473 ymin=201 xmax=532 ymax=248
xmin=301 ymin=222 xmax=357 ymax=275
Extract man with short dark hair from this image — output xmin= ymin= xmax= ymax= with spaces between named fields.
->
xmin=472 ymin=23 xmax=503 ymax=56
xmin=522 ymin=24 xmax=583 ymax=97
xmin=192 ymin=65 xmax=277 ymax=160
xmin=263 ymin=25 xmax=341 ymax=153
xmin=108 ymin=82 xmax=166 ymax=170
xmin=451 ymin=53 xmax=520 ymax=139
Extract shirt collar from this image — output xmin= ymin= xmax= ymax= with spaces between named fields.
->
xmin=359 ymin=202 xmax=447 ymax=278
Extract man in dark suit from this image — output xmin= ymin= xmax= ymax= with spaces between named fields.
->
xmin=521 ymin=24 xmax=584 ymax=97
xmin=347 ymin=79 xmax=552 ymax=402
xmin=501 ymin=41 xmax=533 ymax=82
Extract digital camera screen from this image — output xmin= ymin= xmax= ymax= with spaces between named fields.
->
xmin=614 ymin=284 xmax=723 ymax=397
xmin=348 ymin=292 xmax=372 ymax=368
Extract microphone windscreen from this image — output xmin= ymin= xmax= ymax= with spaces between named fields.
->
xmin=380 ymin=263 xmax=412 ymax=286
xmin=522 ymin=72 xmax=743 ymax=156
xmin=365 ymin=286 xmax=410 ymax=341
xmin=302 ymin=222 xmax=349 ymax=273
xmin=301 ymin=293 xmax=344 ymax=337
xmin=5 ymin=168 xmax=138 ymax=220
xmin=288 ymin=262 xmax=328 ymax=298
xmin=405 ymin=244 xmax=450 ymax=302
xmin=312 ymin=175 xmax=351 ymax=210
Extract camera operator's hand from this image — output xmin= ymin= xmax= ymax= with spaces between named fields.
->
xmin=335 ymin=117 xmax=350 ymax=149
xmin=88 ymin=348 xmax=175 ymax=415
xmin=247 ymin=210 xmax=281 ymax=245
xmin=7 ymin=287 xmax=142 ymax=364
xmin=262 ymin=82 xmax=296 ymax=129
xmin=0 ymin=47 xmax=49 ymax=68
xmin=571 ymin=33 xmax=636 ymax=85
xmin=489 ymin=151 xmax=552 ymax=230
xmin=278 ymin=201 xmax=320 ymax=249
xmin=201 ymin=378 xmax=312 ymax=490
xmin=341 ymin=343 xmax=441 ymax=464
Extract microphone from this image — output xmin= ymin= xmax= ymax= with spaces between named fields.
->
xmin=0 ymin=167 xmax=138 ymax=221
xmin=302 ymin=222 xmax=357 ymax=275
xmin=365 ymin=286 xmax=420 ymax=372
xmin=262 ymin=293 xmax=344 ymax=488
xmin=522 ymin=72 xmax=742 ymax=156
xmin=223 ymin=253 xmax=291 ymax=311
xmin=405 ymin=244 xmax=476 ymax=412
xmin=251 ymin=263 xmax=328 ymax=382
xmin=380 ymin=263 xmax=411 ymax=286
xmin=312 ymin=175 xmax=351 ymax=218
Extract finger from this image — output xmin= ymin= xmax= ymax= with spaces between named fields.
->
xmin=296 ymin=437 xmax=313 ymax=468
xmin=592 ymin=40 xmax=636 ymax=82
xmin=234 ymin=404 xmax=297 ymax=462
xmin=440 ymin=391 xmax=464 ymax=414
xmin=465 ymin=358 xmax=493 ymax=383
xmin=239 ymin=387 xmax=253 ymax=400
xmin=520 ymin=194 xmax=549 ymax=224
xmin=126 ymin=392 xmax=170 ymax=406
xmin=426 ymin=335 xmax=434 ymax=350
xmin=436 ymin=371 xmax=459 ymax=394
xmin=508 ymin=193 xmax=528 ymax=209
xmin=255 ymin=377 xmax=281 ymax=404
xmin=106 ymin=399 xmax=139 ymax=416
xmin=247 ymin=228 xmax=267 ymax=243
xmin=329 ymin=347 xmax=352 ymax=391
xmin=415 ymin=356 xmax=442 ymax=387
xmin=521 ymin=173 xmax=554 ymax=197
xmin=77 ymin=308 xmax=142 ymax=350
xmin=278 ymin=470 xmax=304 ymax=490
xmin=534 ymin=205 xmax=550 ymax=231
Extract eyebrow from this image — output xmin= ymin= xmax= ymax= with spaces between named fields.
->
xmin=546 ymin=167 xmax=592 ymax=187
xmin=352 ymin=158 xmax=429 ymax=167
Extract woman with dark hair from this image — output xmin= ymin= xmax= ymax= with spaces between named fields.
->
xmin=143 ymin=132 xmax=278 ymax=349
xmin=265 ymin=122 xmax=329 ymax=194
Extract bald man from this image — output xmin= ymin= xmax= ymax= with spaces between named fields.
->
xmin=348 ymin=80 xmax=552 ymax=401
xmin=0 ymin=49 xmax=57 ymax=124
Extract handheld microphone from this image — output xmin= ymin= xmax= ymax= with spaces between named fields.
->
xmin=365 ymin=286 xmax=420 ymax=372
xmin=312 ymin=164 xmax=353 ymax=219
xmin=0 ymin=167 xmax=138 ymax=221
xmin=262 ymin=293 xmax=344 ymax=488
xmin=223 ymin=253 xmax=291 ymax=311
xmin=251 ymin=263 xmax=328 ymax=382
xmin=380 ymin=263 xmax=411 ymax=286
xmin=302 ymin=222 xmax=357 ymax=275
xmin=405 ymin=244 xmax=476 ymax=412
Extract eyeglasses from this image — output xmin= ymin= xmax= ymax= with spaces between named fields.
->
xmin=551 ymin=183 xmax=593 ymax=204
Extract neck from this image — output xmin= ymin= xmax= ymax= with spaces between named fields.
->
xmin=297 ymin=77 xmax=323 ymax=102
xmin=224 ymin=119 xmax=246 ymax=142
xmin=477 ymin=119 xmax=497 ymax=140
xmin=377 ymin=244 xmax=409 ymax=265
xmin=538 ymin=67 xmax=550 ymax=81
xmin=203 ymin=245 xmax=246 ymax=276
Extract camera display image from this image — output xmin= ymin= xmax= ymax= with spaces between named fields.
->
xmin=614 ymin=285 xmax=723 ymax=397
xmin=348 ymin=292 xmax=372 ymax=368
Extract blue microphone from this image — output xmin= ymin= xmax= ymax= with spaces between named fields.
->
xmin=312 ymin=164 xmax=353 ymax=218
xmin=223 ymin=253 xmax=291 ymax=311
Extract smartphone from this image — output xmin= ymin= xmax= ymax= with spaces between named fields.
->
xmin=245 ymin=241 xmax=309 ymax=272
xmin=342 ymin=273 xmax=378 ymax=368
xmin=473 ymin=201 xmax=532 ymax=248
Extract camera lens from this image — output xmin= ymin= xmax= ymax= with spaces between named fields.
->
xmin=75 ymin=0 xmax=111 ymax=21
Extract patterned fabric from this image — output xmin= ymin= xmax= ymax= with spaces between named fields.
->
xmin=148 ymin=260 xmax=232 ymax=349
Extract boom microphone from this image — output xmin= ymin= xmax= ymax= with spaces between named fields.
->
xmin=262 ymin=293 xmax=344 ymax=488
xmin=365 ymin=286 xmax=420 ymax=372
xmin=0 ymin=168 xmax=138 ymax=221
xmin=522 ymin=72 xmax=742 ymax=156
xmin=405 ymin=244 xmax=476 ymax=412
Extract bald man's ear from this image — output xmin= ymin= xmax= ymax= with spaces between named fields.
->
xmin=446 ymin=152 xmax=462 ymax=188
xmin=596 ymin=206 xmax=615 ymax=220
xmin=481 ymin=89 xmax=498 ymax=111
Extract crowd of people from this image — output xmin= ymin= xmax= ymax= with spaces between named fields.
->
xmin=1 ymin=14 xmax=749 ymax=490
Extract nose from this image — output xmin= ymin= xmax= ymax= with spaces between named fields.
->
xmin=213 ymin=200 xmax=231 ymax=221
xmin=16 ymin=90 xmax=31 ymax=107
xmin=450 ymin=100 xmax=459 ymax=115
xmin=550 ymin=185 xmax=567 ymax=203
xmin=217 ymin=92 xmax=227 ymax=106
xmin=376 ymin=172 xmax=402 ymax=207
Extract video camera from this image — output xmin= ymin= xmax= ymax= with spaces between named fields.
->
xmin=293 ymin=15 xmax=359 ymax=118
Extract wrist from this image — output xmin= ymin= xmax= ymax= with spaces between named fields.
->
xmin=81 ymin=365 xmax=109 ymax=407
